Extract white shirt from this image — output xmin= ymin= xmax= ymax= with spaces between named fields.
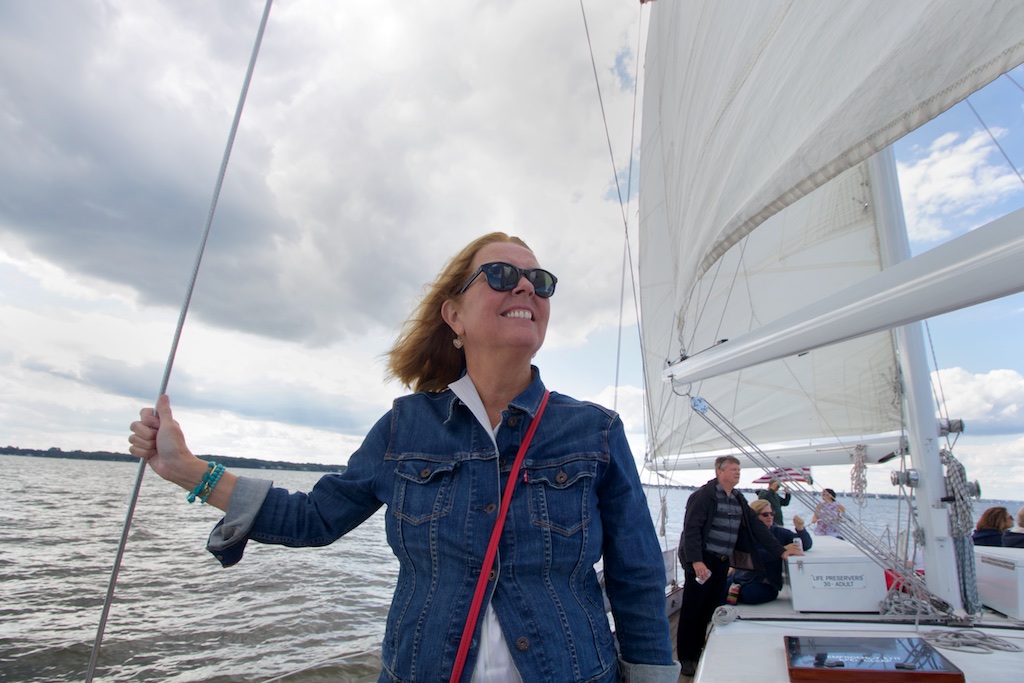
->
xmin=449 ymin=375 xmax=524 ymax=683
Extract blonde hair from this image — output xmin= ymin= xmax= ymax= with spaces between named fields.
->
xmin=386 ymin=232 xmax=533 ymax=393
xmin=749 ymin=499 xmax=771 ymax=514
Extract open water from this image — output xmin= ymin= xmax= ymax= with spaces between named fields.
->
xmin=2 ymin=455 xmax=1021 ymax=682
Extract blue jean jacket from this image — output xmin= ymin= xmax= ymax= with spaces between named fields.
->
xmin=206 ymin=369 xmax=678 ymax=683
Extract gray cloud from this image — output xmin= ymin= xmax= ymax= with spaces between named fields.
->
xmin=40 ymin=354 xmax=380 ymax=434
xmin=0 ymin=1 xmax=641 ymax=353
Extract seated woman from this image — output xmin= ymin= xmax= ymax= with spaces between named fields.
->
xmin=811 ymin=488 xmax=845 ymax=537
xmin=724 ymin=499 xmax=813 ymax=605
xmin=973 ymin=506 xmax=1013 ymax=547
xmin=1002 ymin=507 xmax=1024 ymax=548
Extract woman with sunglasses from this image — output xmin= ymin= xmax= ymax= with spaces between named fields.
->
xmin=128 ymin=232 xmax=679 ymax=683
xmin=723 ymin=499 xmax=813 ymax=606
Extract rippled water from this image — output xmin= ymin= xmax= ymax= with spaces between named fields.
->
xmin=2 ymin=455 xmax=1019 ymax=682
xmin=1 ymin=456 xmax=391 ymax=683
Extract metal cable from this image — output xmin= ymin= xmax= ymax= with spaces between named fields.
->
xmin=84 ymin=2 xmax=274 ymax=679
xmin=688 ymin=395 xmax=957 ymax=619
xmin=965 ymin=97 xmax=1024 ymax=189
xmin=578 ymin=0 xmax=653 ymax=434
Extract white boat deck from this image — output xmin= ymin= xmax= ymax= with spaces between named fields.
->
xmin=685 ymin=585 xmax=1024 ymax=683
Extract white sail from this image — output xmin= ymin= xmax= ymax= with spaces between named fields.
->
xmin=645 ymin=162 xmax=904 ymax=466
xmin=639 ymin=0 xmax=1024 ymax=465
xmin=641 ymin=0 xmax=1024 ymax=303
xmin=639 ymin=0 xmax=1024 ymax=613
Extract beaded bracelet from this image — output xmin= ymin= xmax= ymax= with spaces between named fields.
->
xmin=187 ymin=461 xmax=225 ymax=504
xmin=199 ymin=463 xmax=225 ymax=503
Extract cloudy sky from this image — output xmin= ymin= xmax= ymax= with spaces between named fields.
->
xmin=1 ymin=1 xmax=1023 ymax=500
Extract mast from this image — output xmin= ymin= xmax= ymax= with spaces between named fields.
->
xmin=867 ymin=147 xmax=964 ymax=612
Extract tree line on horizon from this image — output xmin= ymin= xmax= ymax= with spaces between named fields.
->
xmin=0 ymin=445 xmax=346 ymax=473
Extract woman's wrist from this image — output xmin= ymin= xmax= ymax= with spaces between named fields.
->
xmin=170 ymin=454 xmax=207 ymax=490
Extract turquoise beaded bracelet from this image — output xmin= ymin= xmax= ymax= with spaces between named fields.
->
xmin=199 ymin=463 xmax=225 ymax=503
xmin=187 ymin=462 xmax=225 ymax=504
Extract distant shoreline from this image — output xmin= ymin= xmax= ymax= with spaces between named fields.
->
xmin=0 ymin=446 xmax=347 ymax=473
xmin=4 ymin=447 xmax=1018 ymax=504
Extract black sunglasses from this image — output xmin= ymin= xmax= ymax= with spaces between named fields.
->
xmin=458 ymin=261 xmax=558 ymax=298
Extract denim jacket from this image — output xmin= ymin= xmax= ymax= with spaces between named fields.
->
xmin=206 ymin=368 xmax=678 ymax=683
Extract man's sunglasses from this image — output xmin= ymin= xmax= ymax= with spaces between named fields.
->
xmin=458 ymin=261 xmax=558 ymax=298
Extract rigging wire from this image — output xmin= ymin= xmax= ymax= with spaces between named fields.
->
xmin=578 ymin=0 xmax=635 ymax=231
xmin=1005 ymin=70 xmax=1024 ymax=94
xmin=577 ymin=1 xmax=683 ymax=574
xmin=934 ymin=74 xmax=1024 ymax=453
xmin=688 ymin=394 xmax=961 ymax=620
xmin=578 ymin=0 xmax=649 ymax=409
xmin=84 ymin=2 xmax=274 ymax=680
xmin=965 ymin=96 xmax=1024 ymax=189
xmin=577 ymin=1 xmax=650 ymax=439
xmin=925 ymin=323 xmax=951 ymax=437
xmin=614 ymin=241 xmax=628 ymax=412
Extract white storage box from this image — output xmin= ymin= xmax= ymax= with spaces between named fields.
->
xmin=975 ymin=546 xmax=1024 ymax=620
xmin=786 ymin=535 xmax=887 ymax=612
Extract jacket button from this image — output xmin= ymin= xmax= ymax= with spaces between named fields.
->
xmin=485 ymin=503 xmax=497 ymax=514
xmin=555 ymin=471 xmax=568 ymax=484
xmin=419 ymin=467 xmax=431 ymax=479
xmin=489 ymin=569 xmax=497 ymax=581
xmin=508 ymin=416 xmax=519 ymax=427
xmin=515 ymin=637 xmax=530 ymax=651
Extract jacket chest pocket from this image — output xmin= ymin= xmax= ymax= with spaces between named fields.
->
xmin=525 ymin=459 xmax=597 ymax=536
xmin=392 ymin=459 xmax=458 ymax=525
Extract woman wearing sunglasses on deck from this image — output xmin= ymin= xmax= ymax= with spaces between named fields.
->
xmin=722 ymin=498 xmax=813 ymax=606
xmin=129 ymin=232 xmax=680 ymax=683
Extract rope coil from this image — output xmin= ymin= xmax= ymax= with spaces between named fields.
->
xmin=941 ymin=448 xmax=982 ymax=614
xmin=923 ymin=629 xmax=1024 ymax=655
xmin=711 ymin=604 xmax=738 ymax=626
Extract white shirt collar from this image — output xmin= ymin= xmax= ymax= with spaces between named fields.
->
xmin=449 ymin=374 xmax=499 ymax=450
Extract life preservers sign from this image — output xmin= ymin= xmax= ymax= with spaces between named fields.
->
xmin=809 ymin=573 xmax=868 ymax=589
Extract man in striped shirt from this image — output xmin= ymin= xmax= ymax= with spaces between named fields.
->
xmin=675 ymin=456 xmax=802 ymax=676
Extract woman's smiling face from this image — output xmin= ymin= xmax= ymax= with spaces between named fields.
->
xmin=446 ymin=242 xmax=550 ymax=359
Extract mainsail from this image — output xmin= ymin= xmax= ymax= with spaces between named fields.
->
xmin=638 ymin=0 xmax=1024 ymax=468
xmin=642 ymin=162 xmax=906 ymax=468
